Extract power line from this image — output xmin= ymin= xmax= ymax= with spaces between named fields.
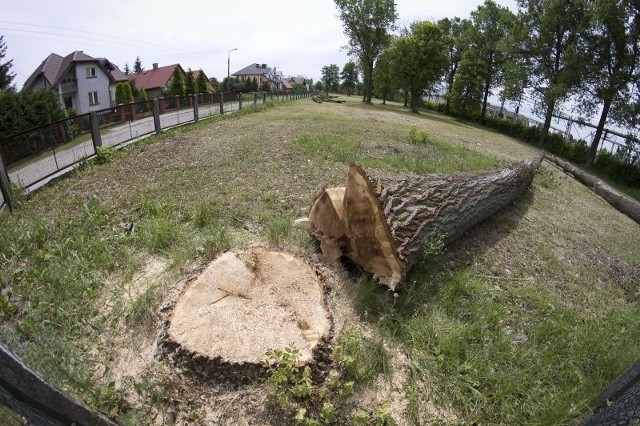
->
xmin=0 ymin=20 xmax=205 ymax=57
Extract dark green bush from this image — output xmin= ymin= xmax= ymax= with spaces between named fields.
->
xmin=434 ymin=112 xmax=639 ymax=191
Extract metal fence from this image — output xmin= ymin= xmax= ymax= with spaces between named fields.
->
xmin=0 ymin=91 xmax=310 ymax=212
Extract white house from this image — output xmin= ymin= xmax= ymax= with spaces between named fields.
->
xmin=23 ymin=51 xmax=128 ymax=114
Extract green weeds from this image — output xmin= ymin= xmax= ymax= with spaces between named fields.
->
xmin=407 ymin=125 xmax=430 ymax=144
xmin=262 ymin=342 xmax=394 ymax=425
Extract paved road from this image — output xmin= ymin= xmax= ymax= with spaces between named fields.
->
xmin=7 ymin=99 xmax=253 ymax=192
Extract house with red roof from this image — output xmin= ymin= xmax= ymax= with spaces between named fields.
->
xmin=23 ymin=51 xmax=127 ymax=114
xmin=127 ymin=63 xmax=187 ymax=99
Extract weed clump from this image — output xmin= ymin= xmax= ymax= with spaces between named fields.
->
xmin=408 ymin=125 xmax=430 ymax=145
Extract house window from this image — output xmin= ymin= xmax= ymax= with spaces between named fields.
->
xmin=63 ymin=96 xmax=73 ymax=110
xmin=86 ymin=67 xmax=97 ymax=78
xmin=88 ymin=91 xmax=99 ymax=105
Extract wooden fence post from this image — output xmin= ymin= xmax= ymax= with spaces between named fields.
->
xmin=253 ymin=92 xmax=257 ymax=105
xmin=89 ymin=111 xmax=102 ymax=149
xmin=152 ymin=99 xmax=162 ymax=134
xmin=239 ymin=92 xmax=243 ymax=110
xmin=0 ymin=150 xmax=12 ymax=212
xmin=0 ymin=343 xmax=117 ymax=425
xmin=220 ymin=92 xmax=224 ymax=114
xmin=192 ymin=95 xmax=199 ymax=123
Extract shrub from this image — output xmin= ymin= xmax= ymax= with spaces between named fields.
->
xmin=407 ymin=125 xmax=430 ymax=144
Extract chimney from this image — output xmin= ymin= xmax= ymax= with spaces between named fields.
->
xmin=153 ymin=63 xmax=158 ymax=70
xmin=262 ymin=64 xmax=266 ymax=69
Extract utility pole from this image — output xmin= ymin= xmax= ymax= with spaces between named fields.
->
xmin=227 ymin=48 xmax=237 ymax=92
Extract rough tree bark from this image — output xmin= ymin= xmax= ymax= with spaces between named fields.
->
xmin=544 ymin=153 xmax=640 ymax=224
xmin=301 ymin=156 xmax=543 ymax=290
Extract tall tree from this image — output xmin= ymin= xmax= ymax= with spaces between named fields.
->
xmin=438 ymin=18 xmax=473 ymax=113
xmin=392 ymin=21 xmax=448 ymax=113
xmin=168 ymin=67 xmax=185 ymax=97
xmin=140 ymin=87 xmax=148 ymax=103
xmin=469 ymin=0 xmax=515 ymax=117
xmin=580 ymin=0 xmax=640 ymax=167
xmin=449 ymin=49 xmax=487 ymax=116
xmin=196 ymin=71 xmax=211 ymax=93
xmin=115 ymin=82 xmax=134 ymax=104
xmin=321 ymin=64 xmax=340 ymax=93
xmin=341 ymin=61 xmax=359 ymax=95
xmin=334 ymin=0 xmax=397 ymax=104
xmin=373 ymin=46 xmax=396 ymax=104
xmin=515 ymin=0 xmax=588 ymax=146
xmin=134 ymin=56 xmax=143 ymax=73
xmin=185 ymin=68 xmax=197 ymax=95
xmin=123 ymin=62 xmax=131 ymax=75
xmin=0 ymin=35 xmax=16 ymax=91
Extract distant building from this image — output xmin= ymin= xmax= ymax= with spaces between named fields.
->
xmin=232 ymin=63 xmax=283 ymax=92
xmin=23 ymin=51 xmax=127 ymax=114
xmin=127 ymin=63 xmax=187 ymax=100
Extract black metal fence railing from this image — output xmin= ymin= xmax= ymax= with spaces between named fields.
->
xmin=0 ymin=91 xmax=312 ymax=212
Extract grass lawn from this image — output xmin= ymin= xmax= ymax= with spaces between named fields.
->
xmin=0 ymin=98 xmax=638 ymax=425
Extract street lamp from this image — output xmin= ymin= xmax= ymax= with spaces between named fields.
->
xmin=227 ymin=48 xmax=237 ymax=92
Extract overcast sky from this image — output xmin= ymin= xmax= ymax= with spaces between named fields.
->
xmin=2 ymin=0 xmax=517 ymax=89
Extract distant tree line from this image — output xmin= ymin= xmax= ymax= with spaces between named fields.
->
xmin=331 ymin=0 xmax=639 ymax=172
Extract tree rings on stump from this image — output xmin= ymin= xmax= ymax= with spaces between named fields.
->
xmin=163 ymin=246 xmax=331 ymax=378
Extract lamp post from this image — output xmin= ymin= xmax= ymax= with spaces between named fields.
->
xmin=227 ymin=48 xmax=237 ymax=92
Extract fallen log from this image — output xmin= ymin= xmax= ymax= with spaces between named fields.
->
xmin=299 ymin=155 xmax=543 ymax=290
xmin=543 ymin=153 xmax=640 ymax=224
xmin=312 ymin=94 xmax=346 ymax=104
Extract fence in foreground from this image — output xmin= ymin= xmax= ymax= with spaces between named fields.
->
xmin=0 ymin=91 xmax=311 ymax=212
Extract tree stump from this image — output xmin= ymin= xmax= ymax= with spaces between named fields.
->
xmin=300 ymin=156 xmax=542 ymax=290
xmin=163 ymin=246 xmax=331 ymax=377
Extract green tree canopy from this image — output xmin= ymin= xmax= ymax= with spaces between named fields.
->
xmin=134 ymin=56 xmax=143 ymax=73
xmin=340 ymin=61 xmax=359 ymax=95
xmin=115 ymin=82 xmax=133 ymax=104
xmin=185 ymin=69 xmax=197 ymax=95
xmin=123 ymin=63 xmax=131 ymax=75
xmin=372 ymin=46 xmax=396 ymax=104
xmin=140 ymin=87 xmax=148 ymax=103
xmin=438 ymin=17 xmax=473 ymax=113
xmin=515 ymin=0 xmax=589 ymax=146
xmin=579 ymin=0 xmax=640 ymax=167
xmin=196 ymin=71 xmax=211 ymax=93
xmin=468 ymin=0 xmax=515 ymax=117
xmin=321 ymin=64 xmax=340 ymax=93
xmin=168 ymin=67 xmax=186 ymax=97
xmin=0 ymin=35 xmax=16 ymax=91
xmin=0 ymin=89 xmax=65 ymax=139
xmin=334 ymin=0 xmax=397 ymax=104
xmin=449 ymin=49 xmax=486 ymax=115
xmin=391 ymin=21 xmax=448 ymax=113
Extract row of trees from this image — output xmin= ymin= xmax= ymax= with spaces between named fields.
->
xmin=333 ymin=0 xmax=640 ymax=168
xmin=219 ymin=76 xmax=270 ymax=93
xmin=321 ymin=61 xmax=360 ymax=95
xmin=165 ymin=68 xmax=212 ymax=97
xmin=123 ymin=56 xmax=144 ymax=75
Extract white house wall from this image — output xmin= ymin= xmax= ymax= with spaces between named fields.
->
xmin=74 ymin=61 xmax=112 ymax=114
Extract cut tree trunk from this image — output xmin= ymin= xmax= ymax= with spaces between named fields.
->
xmin=301 ymin=156 xmax=543 ymax=290
xmin=543 ymin=153 xmax=640 ymax=224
